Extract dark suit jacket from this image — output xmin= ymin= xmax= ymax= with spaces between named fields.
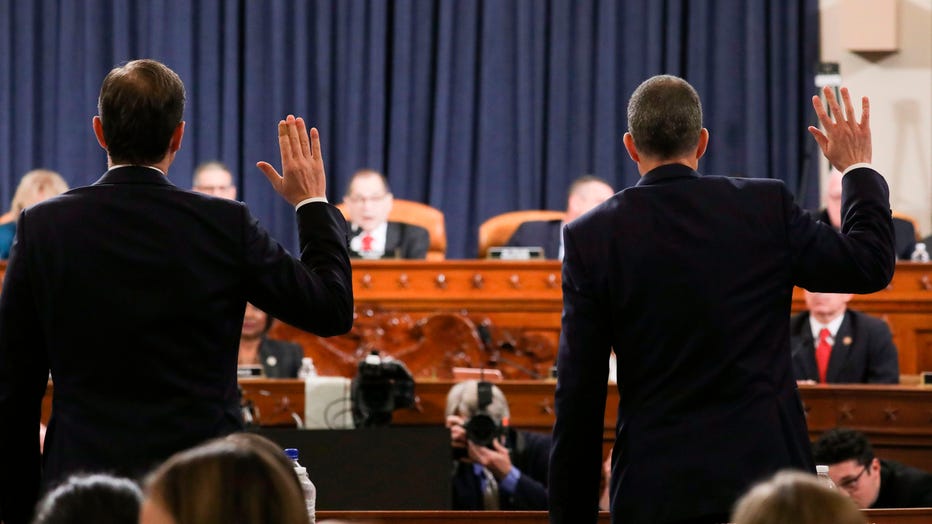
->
xmin=452 ymin=429 xmax=550 ymax=510
xmin=507 ymin=220 xmax=563 ymax=259
xmin=875 ymin=459 xmax=932 ymax=508
xmin=551 ymin=164 xmax=895 ymax=523
xmin=0 ymin=166 xmax=353 ymax=524
xmin=348 ymin=221 xmax=430 ymax=259
xmin=790 ymin=310 xmax=899 ymax=384
xmin=259 ymin=338 xmax=304 ymax=379
xmin=819 ymin=208 xmax=915 ymax=260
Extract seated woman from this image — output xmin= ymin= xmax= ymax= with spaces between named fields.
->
xmin=238 ymin=302 xmax=304 ymax=378
xmin=0 ymin=169 xmax=69 ymax=258
xmin=140 ymin=434 xmax=310 ymax=524
xmin=732 ymin=470 xmax=866 ymax=524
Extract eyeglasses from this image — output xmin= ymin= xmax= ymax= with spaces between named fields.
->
xmin=346 ymin=194 xmax=388 ymax=205
xmin=194 ymin=185 xmax=233 ymax=193
xmin=837 ymin=465 xmax=868 ymax=491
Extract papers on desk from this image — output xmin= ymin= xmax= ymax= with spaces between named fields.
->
xmin=304 ymin=376 xmax=354 ymax=429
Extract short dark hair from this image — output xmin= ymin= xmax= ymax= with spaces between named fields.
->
xmin=346 ymin=169 xmax=391 ymax=196
xmin=811 ymin=428 xmax=874 ymax=467
xmin=567 ymin=175 xmax=612 ymax=198
xmin=627 ymin=75 xmax=703 ymax=160
xmin=97 ymin=59 xmax=186 ymax=165
xmin=33 ymin=474 xmax=142 ymax=524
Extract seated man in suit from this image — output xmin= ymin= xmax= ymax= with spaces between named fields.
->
xmin=791 ymin=291 xmax=899 ymax=384
xmin=813 ymin=428 xmax=932 ymax=509
xmin=191 ymin=161 xmax=237 ymax=200
xmin=343 ymin=169 xmax=429 ymax=259
xmin=506 ymin=175 xmax=614 ymax=259
xmin=238 ymin=302 xmax=303 ymax=378
xmin=445 ymin=380 xmax=549 ymax=510
xmin=819 ymin=167 xmax=916 ymax=260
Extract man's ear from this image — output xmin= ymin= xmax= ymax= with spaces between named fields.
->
xmin=623 ymin=133 xmax=640 ymax=163
xmin=695 ymin=128 xmax=709 ymax=160
xmin=92 ymin=116 xmax=108 ymax=151
xmin=169 ymin=121 xmax=185 ymax=153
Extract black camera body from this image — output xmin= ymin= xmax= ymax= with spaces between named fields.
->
xmin=453 ymin=381 xmax=504 ymax=459
xmin=351 ymin=351 xmax=415 ymax=427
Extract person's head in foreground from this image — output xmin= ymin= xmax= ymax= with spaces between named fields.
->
xmin=140 ymin=434 xmax=310 ymax=524
xmin=32 ymin=473 xmax=142 ymax=524
xmin=811 ymin=428 xmax=882 ymax=509
xmin=731 ymin=470 xmax=866 ymax=524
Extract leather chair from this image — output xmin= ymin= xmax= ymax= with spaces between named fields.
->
xmin=892 ymin=211 xmax=921 ymax=241
xmin=478 ymin=210 xmax=566 ymax=258
xmin=337 ymin=198 xmax=447 ymax=260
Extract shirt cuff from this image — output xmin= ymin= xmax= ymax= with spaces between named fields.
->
xmin=842 ymin=163 xmax=873 ymax=175
xmin=498 ymin=466 xmax=522 ymax=494
xmin=295 ymin=196 xmax=328 ymax=210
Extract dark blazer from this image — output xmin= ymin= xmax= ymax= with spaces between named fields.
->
xmin=875 ymin=459 xmax=932 ymax=508
xmin=259 ymin=338 xmax=304 ymax=379
xmin=506 ymin=220 xmax=563 ymax=259
xmin=550 ymin=164 xmax=895 ymax=523
xmin=790 ymin=310 xmax=899 ymax=384
xmin=818 ymin=208 xmax=915 ymax=260
xmin=0 ymin=166 xmax=353 ymax=524
xmin=452 ymin=429 xmax=550 ymax=510
xmin=348 ymin=221 xmax=430 ymax=259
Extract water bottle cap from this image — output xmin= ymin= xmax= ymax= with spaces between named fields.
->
xmin=284 ymin=448 xmax=299 ymax=460
xmin=816 ymin=465 xmax=829 ymax=474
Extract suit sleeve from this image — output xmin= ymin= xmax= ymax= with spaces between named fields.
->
xmin=244 ymin=202 xmax=353 ymax=338
xmin=0 ymin=215 xmax=50 ymax=524
xmin=402 ymin=224 xmax=430 ymax=259
xmin=549 ymin=227 xmax=612 ymax=523
xmin=787 ymin=168 xmax=895 ymax=293
xmin=867 ymin=319 xmax=900 ymax=384
xmin=508 ymin=431 xmax=551 ymax=510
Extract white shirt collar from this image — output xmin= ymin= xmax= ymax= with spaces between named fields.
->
xmin=109 ymin=164 xmax=166 ymax=176
xmin=809 ymin=311 xmax=845 ymax=340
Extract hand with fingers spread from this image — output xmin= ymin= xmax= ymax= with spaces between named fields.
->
xmin=257 ymin=115 xmax=327 ymax=206
xmin=808 ymin=86 xmax=872 ymax=173
xmin=467 ymin=439 xmax=514 ymax=480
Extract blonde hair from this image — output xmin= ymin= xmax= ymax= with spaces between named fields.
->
xmin=10 ymin=169 xmax=69 ymax=216
xmin=732 ymin=470 xmax=866 ymax=524
xmin=145 ymin=434 xmax=310 ymax=524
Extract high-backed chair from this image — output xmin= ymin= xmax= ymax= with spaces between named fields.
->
xmin=478 ymin=210 xmax=566 ymax=258
xmin=336 ymin=199 xmax=447 ymax=260
xmin=892 ymin=211 xmax=921 ymax=241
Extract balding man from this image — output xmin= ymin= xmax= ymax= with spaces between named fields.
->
xmin=192 ymin=161 xmax=237 ymax=200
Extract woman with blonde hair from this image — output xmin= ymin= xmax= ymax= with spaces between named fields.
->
xmin=140 ymin=434 xmax=310 ymax=524
xmin=732 ymin=470 xmax=866 ymax=524
xmin=0 ymin=169 xmax=69 ymax=258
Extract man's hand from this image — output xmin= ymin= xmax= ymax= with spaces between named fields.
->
xmin=257 ymin=115 xmax=326 ymax=206
xmin=468 ymin=439 xmax=513 ymax=480
xmin=808 ymin=86 xmax=871 ymax=172
xmin=446 ymin=415 xmax=468 ymax=453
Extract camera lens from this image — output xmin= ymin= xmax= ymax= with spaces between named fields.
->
xmin=465 ymin=413 xmax=499 ymax=448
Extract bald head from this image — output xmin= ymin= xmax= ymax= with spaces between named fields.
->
xmin=565 ymin=176 xmax=614 ymax=222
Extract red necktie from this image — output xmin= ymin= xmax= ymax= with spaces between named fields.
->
xmin=361 ymin=234 xmax=373 ymax=252
xmin=816 ymin=328 xmax=832 ymax=383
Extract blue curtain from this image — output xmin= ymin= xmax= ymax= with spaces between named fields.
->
xmin=0 ymin=0 xmax=819 ymax=258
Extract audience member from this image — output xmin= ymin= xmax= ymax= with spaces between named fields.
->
xmin=445 ymin=380 xmax=549 ymax=510
xmin=819 ymin=167 xmax=916 ymax=260
xmin=812 ymin=428 xmax=932 ymax=509
xmin=239 ymin=302 xmax=304 ymax=378
xmin=140 ymin=434 xmax=310 ymax=524
xmin=0 ymin=59 xmax=353 ymax=524
xmin=343 ymin=169 xmax=429 ymax=259
xmin=0 ymin=169 xmax=69 ymax=259
xmin=191 ymin=161 xmax=237 ymax=200
xmin=549 ymin=77 xmax=894 ymax=523
xmin=32 ymin=474 xmax=142 ymax=524
xmin=506 ymin=175 xmax=614 ymax=259
xmin=731 ymin=470 xmax=866 ymax=524
xmin=790 ymin=291 xmax=899 ymax=384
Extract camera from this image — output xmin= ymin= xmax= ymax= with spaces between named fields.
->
xmin=453 ymin=381 xmax=504 ymax=459
xmin=351 ymin=351 xmax=415 ymax=427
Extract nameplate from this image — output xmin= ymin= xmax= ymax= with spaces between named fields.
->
xmin=487 ymin=246 xmax=545 ymax=260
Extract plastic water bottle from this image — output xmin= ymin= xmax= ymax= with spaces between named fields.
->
xmin=298 ymin=357 xmax=318 ymax=379
xmin=285 ymin=448 xmax=316 ymax=522
xmin=816 ymin=465 xmax=836 ymax=489
xmin=910 ymin=242 xmax=930 ymax=263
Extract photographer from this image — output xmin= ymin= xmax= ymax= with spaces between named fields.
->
xmin=445 ymin=380 xmax=549 ymax=510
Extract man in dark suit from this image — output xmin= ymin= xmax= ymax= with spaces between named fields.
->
xmin=506 ymin=175 xmax=614 ymax=260
xmin=791 ymin=291 xmax=899 ymax=384
xmin=819 ymin=167 xmax=917 ymax=260
xmin=549 ymin=76 xmax=895 ymax=524
xmin=343 ymin=169 xmax=430 ymax=259
xmin=0 ymin=59 xmax=353 ymax=524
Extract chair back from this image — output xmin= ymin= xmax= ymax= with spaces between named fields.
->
xmin=478 ymin=210 xmax=566 ymax=258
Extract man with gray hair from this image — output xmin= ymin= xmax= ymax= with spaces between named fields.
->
xmin=191 ymin=161 xmax=237 ymax=200
xmin=445 ymin=380 xmax=549 ymax=510
xmin=550 ymin=75 xmax=895 ymax=523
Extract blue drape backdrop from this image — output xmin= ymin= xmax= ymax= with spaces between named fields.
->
xmin=0 ymin=0 xmax=819 ymax=258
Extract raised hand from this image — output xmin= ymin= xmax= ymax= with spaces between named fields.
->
xmin=808 ymin=86 xmax=871 ymax=173
xmin=257 ymin=115 xmax=327 ymax=205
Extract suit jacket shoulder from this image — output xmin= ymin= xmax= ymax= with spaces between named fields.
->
xmin=876 ymin=459 xmax=932 ymax=508
xmin=385 ymin=221 xmax=430 ymax=259
xmin=507 ymin=220 xmax=562 ymax=259
xmin=259 ymin=338 xmax=304 ymax=378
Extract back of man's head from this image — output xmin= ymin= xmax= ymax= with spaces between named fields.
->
xmin=812 ymin=428 xmax=874 ymax=467
xmin=33 ymin=474 xmax=142 ymax=524
xmin=627 ymin=75 xmax=703 ymax=160
xmin=97 ymin=59 xmax=185 ymax=165
xmin=445 ymin=380 xmax=510 ymax=423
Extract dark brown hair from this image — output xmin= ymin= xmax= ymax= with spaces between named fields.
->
xmin=627 ymin=75 xmax=703 ymax=160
